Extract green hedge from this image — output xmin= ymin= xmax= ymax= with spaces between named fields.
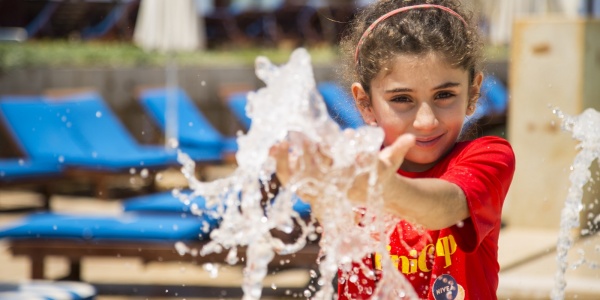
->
xmin=0 ymin=41 xmax=340 ymax=70
xmin=0 ymin=40 xmax=507 ymax=71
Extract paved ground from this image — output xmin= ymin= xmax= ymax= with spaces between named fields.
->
xmin=1 ymin=165 xmax=599 ymax=299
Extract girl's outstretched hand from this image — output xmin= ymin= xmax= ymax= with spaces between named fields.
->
xmin=270 ymin=131 xmax=416 ymax=212
xmin=269 ymin=131 xmax=333 ymax=207
xmin=347 ymin=134 xmax=415 ymax=204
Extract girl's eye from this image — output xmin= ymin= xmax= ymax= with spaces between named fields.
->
xmin=435 ymin=91 xmax=455 ymax=99
xmin=390 ymin=96 xmax=411 ymax=103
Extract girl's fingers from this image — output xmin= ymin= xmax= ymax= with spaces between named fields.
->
xmin=271 ymin=141 xmax=291 ymax=186
xmin=379 ymin=134 xmax=415 ymax=170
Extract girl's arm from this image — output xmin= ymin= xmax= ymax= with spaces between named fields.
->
xmin=381 ymin=175 xmax=469 ymax=230
xmin=272 ymin=133 xmax=470 ymax=230
xmin=348 ymin=134 xmax=469 ymax=230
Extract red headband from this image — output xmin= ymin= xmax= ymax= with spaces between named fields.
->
xmin=354 ymin=4 xmax=468 ymax=64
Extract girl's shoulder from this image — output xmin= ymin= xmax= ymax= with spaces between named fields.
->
xmin=457 ymin=135 xmax=513 ymax=152
xmin=452 ymin=135 xmax=515 ymax=165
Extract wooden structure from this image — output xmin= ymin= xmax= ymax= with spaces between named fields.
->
xmin=505 ymin=17 xmax=600 ymax=231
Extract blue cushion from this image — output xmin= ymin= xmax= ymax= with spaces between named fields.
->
xmin=177 ymin=146 xmax=225 ymax=162
xmin=123 ymin=190 xmax=214 ymax=214
xmin=0 ymin=98 xmax=91 ymax=163
xmin=0 ymin=280 xmax=96 ymax=300
xmin=47 ymin=93 xmax=179 ymax=170
xmin=226 ymin=92 xmax=252 ymax=130
xmin=138 ymin=88 xmax=228 ymax=159
xmin=0 ymin=212 xmax=217 ymax=241
xmin=465 ymin=75 xmax=509 ymax=126
xmin=0 ymin=160 xmax=62 ymax=182
xmin=0 ymin=95 xmax=179 ymax=171
xmin=289 ymin=196 xmax=312 ymax=219
xmin=222 ymin=137 xmax=239 ymax=154
xmin=123 ymin=190 xmax=312 ymax=218
xmin=317 ymin=82 xmax=365 ymax=129
xmin=480 ymin=74 xmax=508 ymax=116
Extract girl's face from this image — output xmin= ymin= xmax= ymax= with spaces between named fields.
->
xmin=353 ymin=52 xmax=483 ymax=172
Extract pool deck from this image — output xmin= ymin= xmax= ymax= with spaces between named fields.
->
xmin=1 ymin=166 xmax=599 ymax=300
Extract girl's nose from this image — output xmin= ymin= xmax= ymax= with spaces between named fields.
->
xmin=413 ymin=103 xmax=438 ymax=130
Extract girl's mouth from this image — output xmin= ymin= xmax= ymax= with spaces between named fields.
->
xmin=415 ymin=134 xmax=443 ymax=148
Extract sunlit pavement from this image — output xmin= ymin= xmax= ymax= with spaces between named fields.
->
xmin=1 ymin=167 xmax=599 ymax=299
xmin=497 ymin=228 xmax=600 ymax=300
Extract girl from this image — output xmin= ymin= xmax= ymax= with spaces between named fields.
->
xmin=273 ymin=0 xmax=515 ymax=299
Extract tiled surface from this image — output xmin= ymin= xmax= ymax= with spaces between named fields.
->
xmin=497 ymin=226 xmax=559 ymax=271
xmin=498 ymin=232 xmax=600 ymax=299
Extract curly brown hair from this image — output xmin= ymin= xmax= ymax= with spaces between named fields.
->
xmin=339 ymin=0 xmax=484 ymax=96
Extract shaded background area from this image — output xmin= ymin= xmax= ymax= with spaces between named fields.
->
xmin=0 ymin=0 xmax=520 ymax=154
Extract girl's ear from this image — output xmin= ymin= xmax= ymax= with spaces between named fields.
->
xmin=351 ymin=82 xmax=377 ymax=125
xmin=467 ymin=72 xmax=484 ymax=116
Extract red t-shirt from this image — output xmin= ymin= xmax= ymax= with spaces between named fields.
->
xmin=338 ymin=136 xmax=516 ymax=300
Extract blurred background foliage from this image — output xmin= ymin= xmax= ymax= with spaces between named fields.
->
xmin=0 ymin=41 xmax=508 ymax=71
xmin=0 ymin=41 xmax=341 ymax=70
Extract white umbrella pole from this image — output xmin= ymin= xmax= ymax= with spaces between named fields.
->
xmin=166 ymin=52 xmax=179 ymax=150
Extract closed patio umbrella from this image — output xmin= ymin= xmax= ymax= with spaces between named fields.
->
xmin=133 ymin=0 xmax=202 ymax=149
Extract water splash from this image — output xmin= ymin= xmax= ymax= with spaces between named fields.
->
xmin=175 ymin=48 xmax=417 ymax=299
xmin=551 ymin=108 xmax=600 ymax=300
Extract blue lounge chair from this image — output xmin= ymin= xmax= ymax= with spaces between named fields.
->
xmin=0 ymin=207 xmax=319 ymax=289
xmin=0 ymin=159 xmax=62 ymax=183
xmin=316 ymin=81 xmax=365 ymax=129
xmin=0 ymin=159 xmax=63 ymax=211
xmin=224 ymin=83 xmax=365 ymax=132
xmin=0 ymin=94 xmax=179 ymax=197
xmin=137 ymin=87 xmax=236 ymax=161
xmin=0 ymin=93 xmax=178 ymax=170
xmin=122 ymin=189 xmax=312 ymax=219
xmin=0 ymin=211 xmax=220 ymax=281
xmin=464 ymin=74 xmax=509 ymax=129
xmin=48 ymin=92 xmax=179 ymax=170
xmin=478 ymin=74 xmax=509 ymax=120
xmin=226 ymin=92 xmax=253 ymax=130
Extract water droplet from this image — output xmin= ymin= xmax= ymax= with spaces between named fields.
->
xmin=203 ymin=263 xmax=219 ymax=278
xmin=174 ymin=241 xmax=188 ymax=256
xmin=140 ymin=168 xmax=149 ymax=178
xmin=303 ymin=290 xmax=312 ymax=297
xmin=95 ymin=111 xmax=102 ymax=118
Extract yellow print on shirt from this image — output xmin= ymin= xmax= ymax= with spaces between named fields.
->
xmin=373 ymin=234 xmax=457 ymax=274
